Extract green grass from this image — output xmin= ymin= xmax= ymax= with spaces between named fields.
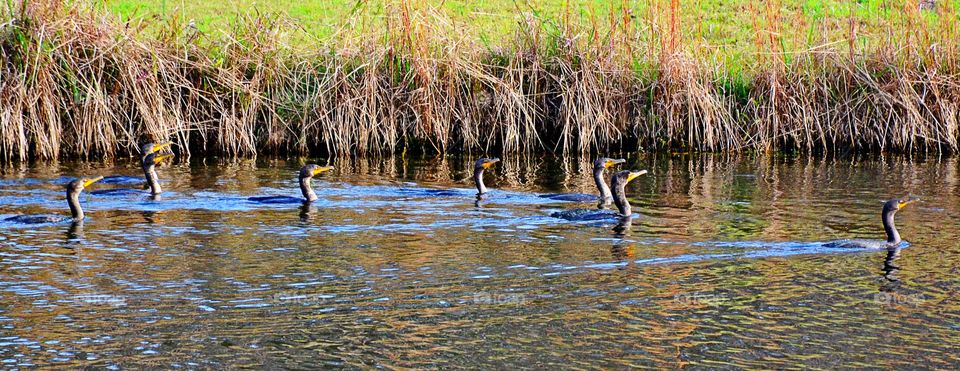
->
xmin=2 ymin=0 xmax=958 ymax=160
xmin=95 ymin=0 xmax=959 ymax=67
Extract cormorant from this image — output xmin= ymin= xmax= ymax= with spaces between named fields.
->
xmin=141 ymin=143 xmax=174 ymax=195
xmin=473 ymin=158 xmax=500 ymax=197
xmin=93 ymin=142 xmax=173 ymax=196
xmin=823 ymin=197 xmax=918 ymax=249
xmin=552 ymin=170 xmax=648 ymax=221
xmin=3 ymin=176 xmax=104 ymax=224
xmin=248 ymin=164 xmax=334 ymax=204
xmin=539 ymin=157 xmax=626 ymax=207
xmin=396 ymin=157 xmax=502 ymax=199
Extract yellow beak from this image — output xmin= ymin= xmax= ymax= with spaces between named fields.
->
xmin=898 ymin=197 xmax=919 ymax=209
xmin=626 ymin=170 xmax=648 ymax=183
xmin=312 ymin=166 xmax=334 ymax=176
xmin=605 ymin=159 xmax=626 ymax=168
xmin=150 ymin=142 xmax=173 ymax=153
xmin=153 ymin=153 xmax=175 ymax=165
xmin=152 ymin=142 xmax=173 ymax=154
xmin=83 ymin=176 xmax=104 ymax=188
xmin=482 ymin=158 xmax=500 ymax=169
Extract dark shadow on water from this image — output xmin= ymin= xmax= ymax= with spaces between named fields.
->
xmin=66 ymin=220 xmax=84 ymax=244
xmin=882 ymin=247 xmax=902 ymax=283
xmin=474 ymin=193 xmax=487 ymax=208
xmin=610 ymin=216 xmax=635 ymax=264
xmin=299 ymin=202 xmax=313 ymax=223
xmin=612 ymin=215 xmax=632 ymax=238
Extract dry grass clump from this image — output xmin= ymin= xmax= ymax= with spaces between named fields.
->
xmin=1 ymin=0 xmax=959 ymax=162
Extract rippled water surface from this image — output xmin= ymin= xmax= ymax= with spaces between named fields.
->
xmin=1 ymin=154 xmax=959 ymax=368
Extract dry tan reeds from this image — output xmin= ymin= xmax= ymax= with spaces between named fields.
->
xmin=0 ymin=0 xmax=958 ymax=162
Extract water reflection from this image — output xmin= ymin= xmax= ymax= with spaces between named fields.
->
xmin=66 ymin=220 xmax=84 ymax=243
xmin=613 ymin=215 xmax=632 ymax=236
xmin=298 ymin=202 xmax=312 ymax=223
xmin=882 ymin=247 xmax=902 ymax=282
xmin=0 ymin=154 xmax=958 ymax=368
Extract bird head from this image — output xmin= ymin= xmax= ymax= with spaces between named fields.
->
xmin=594 ymin=157 xmax=626 ymax=171
xmin=67 ymin=176 xmax=104 ymax=193
xmin=475 ymin=158 xmax=500 ymax=170
xmin=300 ymin=164 xmax=334 ymax=179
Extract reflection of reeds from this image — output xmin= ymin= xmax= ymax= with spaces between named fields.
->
xmin=1 ymin=0 xmax=959 ymax=162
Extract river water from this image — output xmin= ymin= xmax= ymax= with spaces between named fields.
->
xmin=1 ymin=154 xmax=958 ymax=368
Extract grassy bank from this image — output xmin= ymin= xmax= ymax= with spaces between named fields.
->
xmin=1 ymin=0 xmax=959 ymax=161
xmin=97 ymin=0 xmax=958 ymax=65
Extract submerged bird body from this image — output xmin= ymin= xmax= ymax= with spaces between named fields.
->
xmin=539 ymin=158 xmax=625 ymax=206
xmin=3 ymin=177 xmax=103 ymax=224
xmin=247 ymin=195 xmax=306 ymax=204
xmin=396 ymin=188 xmax=465 ymax=197
xmin=4 ymin=214 xmax=66 ymax=224
xmin=552 ymin=170 xmax=647 ymax=221
xmin=824 ymin=239 xmax=908 ymax=250
xmin=540 ymin=193 xmax=598 ymax=202
xmin=550 ymin=208 xmax=620 ymax=222
xmin=98 ymin=175 xmax=144 ymax=185
xmin=823 ymin=197 xmax=917 ymax=249
xmin=248 ymin=164 xmax=334 ymax=204
xmin=89 ymin=188 xmax=144 ymax=196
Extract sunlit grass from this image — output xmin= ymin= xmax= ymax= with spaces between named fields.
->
xmin=96 ymin=0 xmax=959 ymax=61
xmin=1 ymin=0 xmax=959 ymax=161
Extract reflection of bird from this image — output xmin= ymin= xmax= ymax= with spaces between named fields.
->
xmin=299 ymin=203 xmax=314 ymax=222
xmin=248 ymin=164 xmax=334 ymax=204
xmin=610 ymin=242 xmax=635 ymax=260
xmin=882 ymin=247 xmax=902 ymax=282
xmin=552 ymin=170 xmax=647 ymax=221
xmin=66 ymin=220 xmax=85 ymax=244
xmin=613 ymin=215 xmax=633 ymax=237
xmin=4 ymin=177 xmax=103 ymax=224
xmin=824 ymin=197 xmax=918 ymax=249
xmin=94 ymin=142 xmax=173 ymax=196
xmin=473 ymin=158 xmax=499 ymax=197
xmin=539 ymin=158 xmax=625 ymax=207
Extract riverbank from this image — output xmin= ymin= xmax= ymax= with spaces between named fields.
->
xmin=1 ymin=0 xmax=958 ymax=161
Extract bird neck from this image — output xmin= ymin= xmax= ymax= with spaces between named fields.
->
xmin=143 ymin=164 xmax=162 ymax=195
xmin=474 ymin=168 xmax=487 ymax=195
xmin=611 ymin=177 xmax=631 ymax=217
xmin=883 ymin=209 xmax=900 ymax=244
xmin=67 ymin=189 xmax=83 ymax=220
xmin=594 ymin=167 xmax=612 ymax=207
xmin=300 ymin=176 xmax=318 ymax=202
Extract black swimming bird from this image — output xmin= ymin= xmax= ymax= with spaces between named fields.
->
xmin=551 ymin=170 xmax=648 ymax=221
xmin=398 ymin=157 xmax=501 ymax=199
xmin=823 ymin=196 xmax=918 ymax=249
xmin=93 ymin=142 xmax=173 ymax=196
xmin=473 ymin=157 xmax=500 ymax=197
xmin=141 ymin=142 xmax=174 ymax=195
xmin=4 ymin=176 xmax=104 ymax=224
xmin=539 ymin=157 xmax=626 ymax=207
xmin=248 ymin=164 xmax=334 ymax=204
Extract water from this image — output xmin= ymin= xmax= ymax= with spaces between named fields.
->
xmin=1 ymin=154 xmax=958 ymax=368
